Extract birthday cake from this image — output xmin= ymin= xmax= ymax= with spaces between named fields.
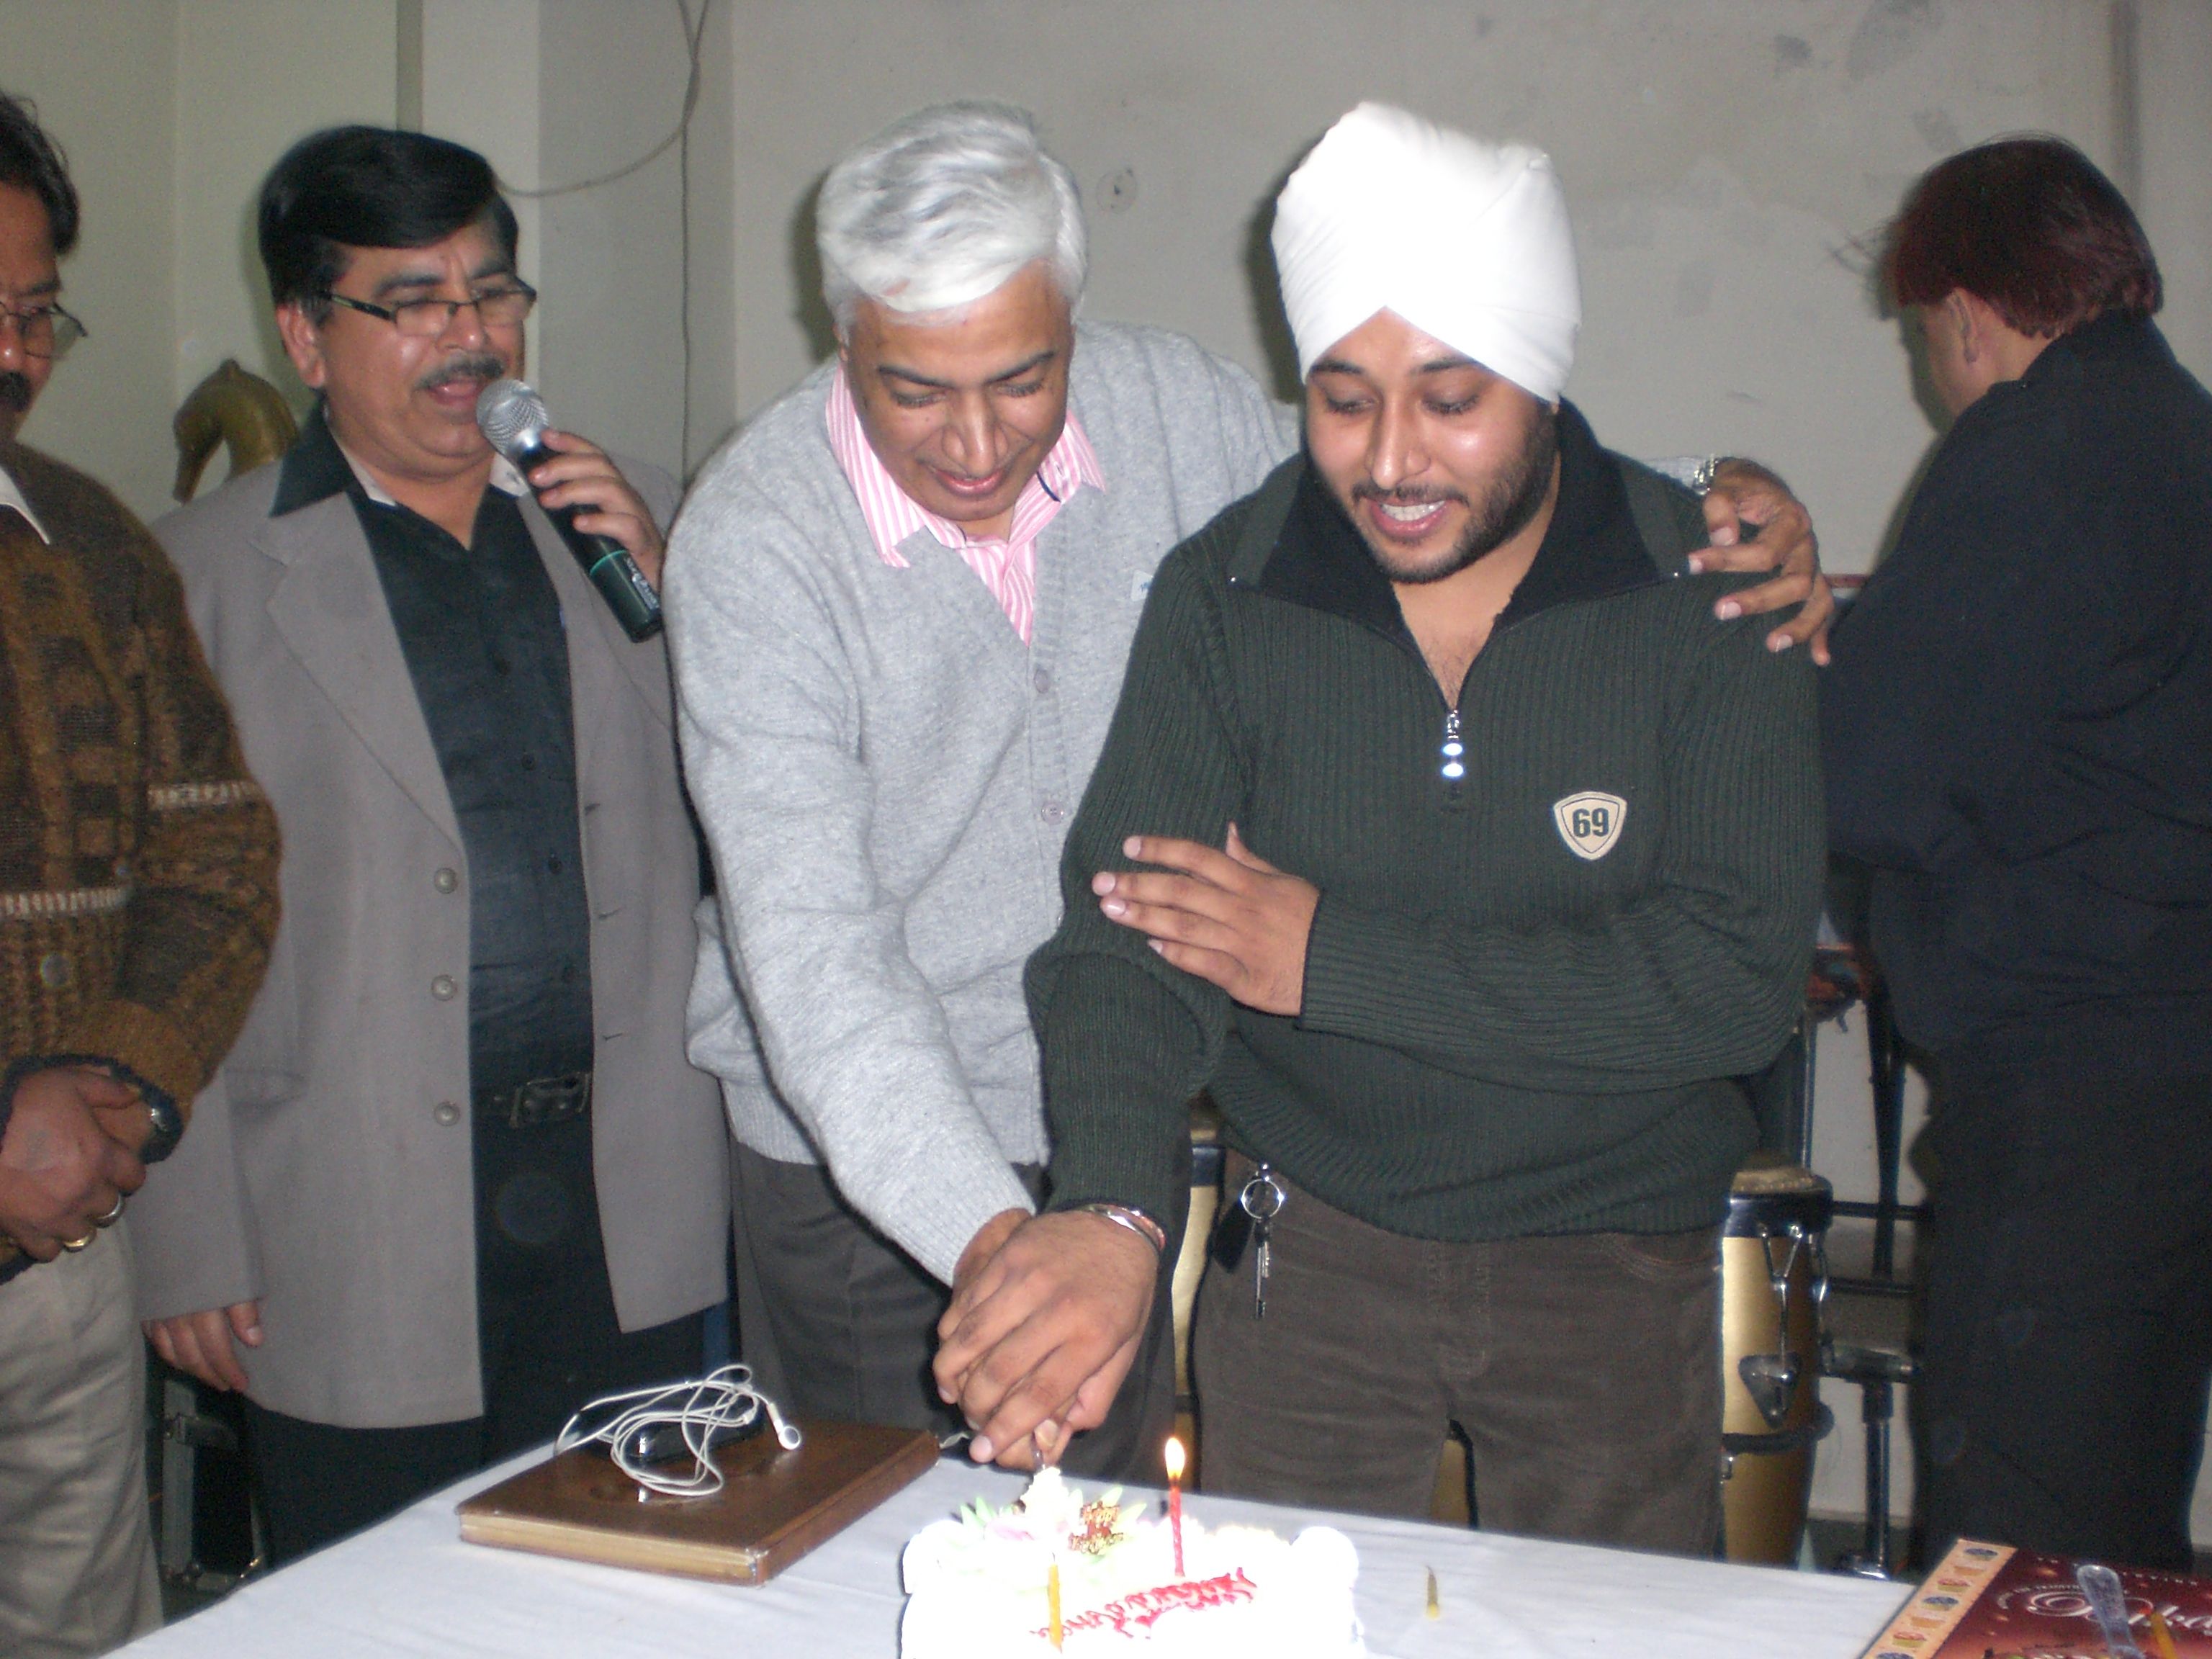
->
xmin=899 ymin=1467 xmax=1364 ymax=1658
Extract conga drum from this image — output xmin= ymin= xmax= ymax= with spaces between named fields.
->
xmin=1720 ymin=1157 xmax=1833 ymax=1564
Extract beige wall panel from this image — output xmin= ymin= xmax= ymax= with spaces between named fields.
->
xmin=724 ymin=0 xmax=2137 ymax=574
xmin=419 ymin=0 xmax=542 ymax=293
xmin=534 ymin=0 xmax=732 ymax=479
xmin=172 ymin=0 xmax=400 ymax=482
xmin=0 ymin=0 xmax=179 ymax=520
xmin=0 ymin=1 xmax=398 ymax=517
xmin=2140 ymin=0 xmax=2212 ymax=379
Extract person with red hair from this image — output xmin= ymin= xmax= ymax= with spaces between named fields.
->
xmin=1823 ymin=137 xmax=2212 ymax=1570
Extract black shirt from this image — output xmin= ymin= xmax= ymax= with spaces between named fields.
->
xmin=1823 ymin=314 xmax=2212 ymax=1078
xmin=273 ymin=407 xmax=595 ymax=1094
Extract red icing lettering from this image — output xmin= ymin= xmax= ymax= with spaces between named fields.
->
xmin=1032 ymin=1569 xmax=1258 ymax=1640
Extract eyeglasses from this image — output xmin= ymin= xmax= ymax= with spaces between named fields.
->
xmin=320 ymin=280 xmax=537 ymax=338
xmin=0 ymin=301 xmax=87 ymax=361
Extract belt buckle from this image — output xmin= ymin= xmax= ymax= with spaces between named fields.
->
xmin=505 ymin=1071 xmax=591 ymax=1129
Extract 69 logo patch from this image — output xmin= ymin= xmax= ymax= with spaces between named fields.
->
xmin=1552 ymin=791 xmax=1627 ymax=860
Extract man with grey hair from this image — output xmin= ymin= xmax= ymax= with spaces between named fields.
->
xmin=665 ymin=101 xmax=1825 ymax=1477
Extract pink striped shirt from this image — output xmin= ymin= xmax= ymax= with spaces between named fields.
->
xmin=824 ymin=365 xmax=1105 ymax=644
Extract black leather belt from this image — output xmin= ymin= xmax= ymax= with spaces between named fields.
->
xmin=476 ymin=1071 xmax=592 ymax=1129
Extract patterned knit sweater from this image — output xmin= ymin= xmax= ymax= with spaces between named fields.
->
xmin=0 ymin=437 xmax=280 ymax=1275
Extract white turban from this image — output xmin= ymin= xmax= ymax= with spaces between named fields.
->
xmin=1271 ymin=102 xmax=1581 ymax=402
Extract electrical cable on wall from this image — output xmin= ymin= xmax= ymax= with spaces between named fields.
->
xmin=498 ymin=0 xmax=707 ymax=199
xmin=495 ymin=0 xmax=710 ymax=477
xmin=677 ymin=0 xmax=700 ymax=472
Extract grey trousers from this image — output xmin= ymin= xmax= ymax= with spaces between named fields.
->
xmin=0 ymin=1222 xmax=161 ymax=1659
xmin=1195 ymin=1153 xmax=1723 ymax=1555
xmin=732 ymin=1142 xmax=1179 ymax=1482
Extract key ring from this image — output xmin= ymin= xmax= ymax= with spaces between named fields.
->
xmin=1238 ymin=1164 xmax=1286 ymax=1223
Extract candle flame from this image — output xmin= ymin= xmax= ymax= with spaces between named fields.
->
xmin=1164 ymin=1436 xmax=1186 ymax=1483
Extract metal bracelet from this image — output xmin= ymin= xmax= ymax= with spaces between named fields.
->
xmin=1074 ymin=1202 xmax=1167 ymax=1254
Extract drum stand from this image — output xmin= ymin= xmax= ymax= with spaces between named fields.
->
xmin=1825 ymin=983 xmax=1923 ymax=1295
xmin=1787 ymin=950 xmax=1924 ymax=1581
xmin=1818 ymin=1338 xmax=1917 ymax=1579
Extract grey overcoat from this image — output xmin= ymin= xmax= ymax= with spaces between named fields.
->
xmin=129 ymin=455 xmax=727 ymax=1426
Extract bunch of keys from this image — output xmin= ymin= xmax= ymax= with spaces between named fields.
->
xmin=1208 ymin=1162 xmax=1287 ymax=1318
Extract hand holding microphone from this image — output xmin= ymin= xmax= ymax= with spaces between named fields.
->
xmin=477 ymin=378 xmax=665 ymax=641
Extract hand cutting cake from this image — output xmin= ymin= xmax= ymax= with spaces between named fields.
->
xmin=900 ymin=1467 xmax=1364 ymax=1658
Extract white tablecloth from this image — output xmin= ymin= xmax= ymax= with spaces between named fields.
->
xmin=122 ymin=1455 xmax=1907 ymax=1657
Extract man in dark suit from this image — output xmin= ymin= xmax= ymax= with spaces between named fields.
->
xmin=1826 ymin=137 xmax=2212 ymax=1571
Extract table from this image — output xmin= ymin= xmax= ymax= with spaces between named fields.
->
xmin=122 ymin=1455 xmax=1907 ymax=1657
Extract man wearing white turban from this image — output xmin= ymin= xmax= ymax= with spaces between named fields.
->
xmin=937 ymin=104 xmax=1825 ymax=1550
xmin=1273 ymin=102 xmax=1582 ymax=405
xmin=674 ymin=101 xmax=1825 ymax=1483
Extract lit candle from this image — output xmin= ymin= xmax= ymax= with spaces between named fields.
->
xmin=1163 ymin=1435 xmax=1187 ymax=1578
xmin=1047 ymin=1560 xmax=1064 ymax=1650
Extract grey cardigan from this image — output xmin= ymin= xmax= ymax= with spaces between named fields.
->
xmin=666 ymin=322 xmax=1295 ymax=1280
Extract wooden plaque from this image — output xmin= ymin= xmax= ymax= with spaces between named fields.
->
xmin=457 ymin=1417 xmax=940 ymax=1585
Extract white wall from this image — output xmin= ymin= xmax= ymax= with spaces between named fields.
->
xmin=0 ymin=0 xmax=182 ymax=521
xmin=1 ymin=0 xmax=399 ymax=520
xmin=2140 ymin=0 xmax=2212 ymax=377
xmin=172 ymin=0 xmax=399 ymax=425
xmin=415 ymin=0 xmax=736 ymax=482
xmin=534 ymin=0 xmax=735 ymax=478
xmin=418 ymin=0 xmax=543 ymax=291
xmin=721 ymin=0 xmax=2198 ymax=579
xmin=34 ymin=1 xmax=2201 ymax=543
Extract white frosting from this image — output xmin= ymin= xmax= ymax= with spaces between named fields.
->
xmin=900 ymin=1474 xmax=1364 ymax=1658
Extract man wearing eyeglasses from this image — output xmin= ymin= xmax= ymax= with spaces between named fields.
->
xmin=127 ymin=125 xmax=727 ymax=1560
xmin=0 ymin=91 xmax=279 ymax=1658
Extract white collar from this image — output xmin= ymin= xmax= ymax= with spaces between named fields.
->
xmin=0 ymin=460 xmax=51 ymax=542
xmin=336 ymin=441 xmax=529 ymax=508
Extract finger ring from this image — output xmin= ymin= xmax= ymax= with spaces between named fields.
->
xmin=94 ymin=1195 xmax=125 ymax=1228
xmin=60 ymin=1233 xmax=94 ymax=1252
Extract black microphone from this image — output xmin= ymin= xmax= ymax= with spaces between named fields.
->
xmin=477 ymin=378 xmax=663 ymax=641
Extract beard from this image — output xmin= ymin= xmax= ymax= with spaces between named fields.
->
xmin=1347 ymin=408 xmax=1558 ymax=585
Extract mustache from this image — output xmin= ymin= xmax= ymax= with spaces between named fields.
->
xmin=0 ymin=372 xmax=32 ymax=414
xmin=415 ymin=353 xmax=507 ymax=394
xmin=1352 ymin=482 xmax=1467 ymax=508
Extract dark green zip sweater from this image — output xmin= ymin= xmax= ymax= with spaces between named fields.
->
xmin=1027 ymin=403 xmax=1825 ymax=1241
